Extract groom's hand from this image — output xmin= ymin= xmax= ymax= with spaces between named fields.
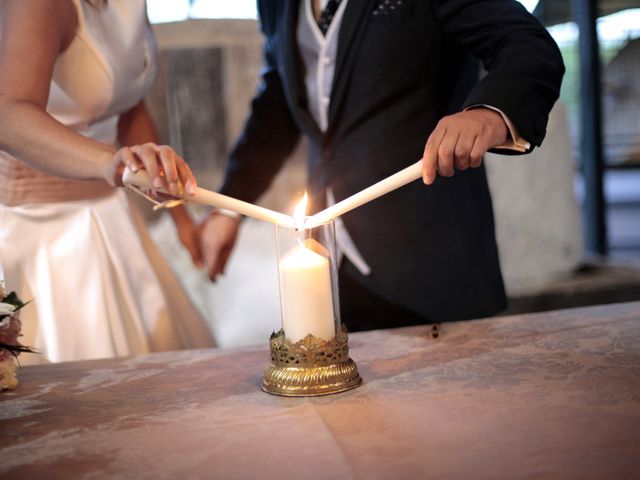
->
xmin=199 ymin=212 xmax=240 ymax=281
xmin=421 ymin=108 xmax=508 ymax=184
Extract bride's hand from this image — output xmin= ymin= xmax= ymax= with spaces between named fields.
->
xmin=105 ymin=143 xmax=197 ymax=196
xmin=171 ymin=209 xmax=204 ymax=269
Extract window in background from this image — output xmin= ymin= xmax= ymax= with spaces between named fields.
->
xmin=147 ymin=0 xmax=190 ymax=23
xmin=546 ymin=9 xmax=640 ymax=142
xmin=147 ymin=0 xmax=535 ymax=23
xmin=547 ymin=9 xmax=640 ymax=263
xmin=147 ymin=0 xmax=257 ymax=23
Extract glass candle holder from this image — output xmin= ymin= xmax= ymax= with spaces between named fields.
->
xmin=262 ymin=219 xmax=361 ymax=396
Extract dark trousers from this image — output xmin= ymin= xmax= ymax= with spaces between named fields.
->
xmin=338 ymin=258 xmax=428 ymax=332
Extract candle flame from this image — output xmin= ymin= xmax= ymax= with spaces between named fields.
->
xmin=293 ymin=192 xmax=309 ymax=228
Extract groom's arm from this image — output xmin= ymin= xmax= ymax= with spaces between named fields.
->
xmin=218 ymin=6 xmax=301 ymax=203
xmin=436 ymin=0 xmax=564 ymax=147
xmin=421 ymin=0 xmax=564 ymax=183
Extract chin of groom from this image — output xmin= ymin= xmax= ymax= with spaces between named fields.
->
xmin=200 ymin=0 xmax=565 ymax=332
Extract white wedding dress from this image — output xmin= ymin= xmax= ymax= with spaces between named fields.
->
xmin=0 ymin=0 xmax=215 ymax=364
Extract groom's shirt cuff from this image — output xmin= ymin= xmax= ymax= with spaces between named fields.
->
xmin=466 ymin=104 xmax=531 ymax=153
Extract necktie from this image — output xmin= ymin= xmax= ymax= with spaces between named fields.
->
xmin=317 ymin=0 xmax=343 ymax=35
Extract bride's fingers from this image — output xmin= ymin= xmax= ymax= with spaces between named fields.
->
xmin=132 ymin=144 xmax=163 ymax=190
xmin=176 ymin=157 xmax=197 ymax=195
xmin=107 ymin=147 xmax=136 ymax=186
xmin=119 ymin=147 xmax=141 ymax=173
xmin=117 ymin=143 xmax=194 ymax=196
xmin=183 ymin=232 xmax=203 ymax=269
xmin=156 ymin=145 xmax=179 ymax=195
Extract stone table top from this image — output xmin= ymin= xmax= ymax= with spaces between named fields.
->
xmin=2 ymin=302 xmax=640 ymax=480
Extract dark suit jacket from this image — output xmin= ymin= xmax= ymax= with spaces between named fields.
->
xmin=220 ymin=0 xmax=565 ymax=322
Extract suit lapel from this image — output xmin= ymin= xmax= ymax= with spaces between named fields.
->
xmin=328 ymin=0 xmax=377 ymax=129
xmin=281 ymin=0 xmax=323 ymax=143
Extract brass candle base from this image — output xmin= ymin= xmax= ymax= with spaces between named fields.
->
xmin=262 ymin=325 xmax=362 ymax=397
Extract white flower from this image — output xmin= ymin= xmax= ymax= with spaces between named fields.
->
xmin=0 ymin=302 xmax=16 ymax=317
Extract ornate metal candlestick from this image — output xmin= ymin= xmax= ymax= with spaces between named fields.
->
xmin=262 ymin=215 xmax=361 ymax=396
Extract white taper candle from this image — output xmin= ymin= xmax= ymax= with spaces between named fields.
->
xmin=122 ymin=168 xmax=294 ymax=226
xmin=306 ymin=159 xmax=423 ymax=227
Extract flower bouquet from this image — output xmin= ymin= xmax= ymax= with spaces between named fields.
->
xmin=0 ymin=280 xmax=35 ymax=391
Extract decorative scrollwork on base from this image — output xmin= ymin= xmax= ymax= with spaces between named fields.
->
xmin=269 ymin=325 xmax=349 ymax=367
xmin=263 ymin=325 xmax=362 ymax=397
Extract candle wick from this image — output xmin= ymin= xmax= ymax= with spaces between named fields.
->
xmin=294 ymin=216 xmax=308 ymax=232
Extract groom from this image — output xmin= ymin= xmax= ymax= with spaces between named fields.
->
xmin=200 ymin=0 xmax=564 ymax=331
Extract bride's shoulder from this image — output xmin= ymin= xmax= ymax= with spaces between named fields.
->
xmin=1 ymin=0 xmax=79 ymax=52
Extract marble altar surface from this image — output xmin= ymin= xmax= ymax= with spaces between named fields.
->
xmin=1 ymin=302 xmax=639 ymax=479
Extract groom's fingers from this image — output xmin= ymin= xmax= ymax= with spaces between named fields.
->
xmin=422 ymin=123 xmax=445 ymax=184
xmin=215 ymin=246 xmax=233 ymax=277
xmin=205 ymin=250 xmax=218 ymax=281
xmin=210 ymin=245 xmax=232 ymax=279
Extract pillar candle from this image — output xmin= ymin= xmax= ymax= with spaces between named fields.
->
xmin=278 ymin=241 xmax=336 ymax=343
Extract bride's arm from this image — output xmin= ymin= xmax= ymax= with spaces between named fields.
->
xmin=0 ymin=0 xmax=195 ymax=192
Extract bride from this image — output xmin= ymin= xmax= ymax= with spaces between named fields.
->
xmin=0 ymin=0 xmax=216 ymax=364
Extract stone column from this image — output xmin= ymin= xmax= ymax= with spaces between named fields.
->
xmin=485 ymin=101 xmax=583 ymax=294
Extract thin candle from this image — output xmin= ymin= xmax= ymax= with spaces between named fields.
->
xmin=306 ymin=159 xmax=423 ymax=227
xmin=123 ymin=168 xmax=294 ymax=226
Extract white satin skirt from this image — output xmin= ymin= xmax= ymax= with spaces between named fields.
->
xmin=0 ymin=191 xmax=215 ymax=365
